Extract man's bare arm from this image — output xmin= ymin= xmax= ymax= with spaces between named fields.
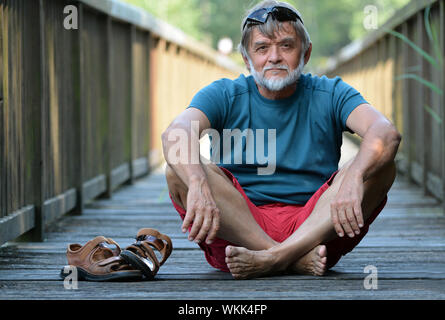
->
xmin=330 ymin=104 xmax=401 ymax=238
xmin=345 ymin=103 xmax=402 ymax=181
xmin=161 ymin=108 xmax=220 ymax=244
xmin=162 ymin=108 xmax=210 ymax=185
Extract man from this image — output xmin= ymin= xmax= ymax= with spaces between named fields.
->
xmin=162 ymin=0 xmax=401 ymax=279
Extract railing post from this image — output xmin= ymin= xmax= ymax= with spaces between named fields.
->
xmin=73 ymin=2 xmax=84 ymax=215
xmin=104 ymin=16 xmax=112 ymax=198
xmin=27 ymin=0 xmax=45 ymax=241
xmin=402 ymin=21 xmax=412 ymax=183
xmin=440 ymin=0 xmax=445 ymax=211
xmin=417 ymin=11 xmax=427 ymax=194
xmin=129 ymin=25 xmax=136 ymax=184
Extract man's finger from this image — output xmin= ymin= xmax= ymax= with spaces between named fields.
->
xmin=338 ymin=208 xmax=354 ymax=238
xmin=194 ymin=214 xmax=212 ymax=243
xmin=182 ymin=208 xmax=196 ymax=233
xmin=345 ymin=206 xmax=359 ymax=235
xmin=206 ymin=210 xmax=220 ymax=244
xmin=331 ymin=206 xmax=345 ymax=237
xmin=188 ymin=211 xmax=203 ymax=241
xmin=354 ymin=203 xmax=364 ymax=228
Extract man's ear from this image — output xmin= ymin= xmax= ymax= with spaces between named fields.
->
xmin=304 ymin=43 xmax=312 ymax=65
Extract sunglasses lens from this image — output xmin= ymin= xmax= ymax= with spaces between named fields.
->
xmin=272 ymin=7 xmax=298 ymax=21
xmin=250 ymin=8 xmax=268 ymax=21
xmin=243 ymin=6 xmax=303 ymax=30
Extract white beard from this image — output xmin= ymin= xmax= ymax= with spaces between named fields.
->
xmin=248 ymin=55 xmax=305 ymax=92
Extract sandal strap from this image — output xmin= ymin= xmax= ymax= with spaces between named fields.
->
xmin=126 ymin=242 xmax=161 ymax=273
xmin=135 ymin=228 xmax=173 ymax=266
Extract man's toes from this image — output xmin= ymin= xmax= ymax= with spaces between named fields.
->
xmin=225 ymin=245 xmax=240 ymax=258
xmin=227 ymin=262 xmax=242 ymax=271
xmin=318 ymin=245 xmax=327 ymax=258
xmin=225 ymin=255 xmax=244 ymax=264
xmin=314 ymin=265 xmax=325 ymax=276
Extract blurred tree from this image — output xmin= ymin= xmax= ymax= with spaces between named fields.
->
xmin=120 ymin=0 xmax=412 ymax=70
xmin=121 ymin=0 xmax=205 ymax=42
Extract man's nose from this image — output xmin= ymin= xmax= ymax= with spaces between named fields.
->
xmin=268 ymin=46 xmax=282 ymax=64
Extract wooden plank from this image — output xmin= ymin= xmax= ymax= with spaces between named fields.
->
xmin=42 ymin=188 xmax=77 ymax=226
xmin=23 ymin=0 xmax=44 ymax=241
xmin=1 ymin=247 xmax=444 ymax=280
xmin=129 ymin=25 xmax=135 ymax=184
xmin=82 ymin=174 xmax=106 ymax=203
xmin=73 ymin=2 xmax=85 ymax=215
xmin=0 ymin=205 xmax=35 ymax=245
xmin=401 ymin=22 xmax=412 ymax=184
xmin=110 ymin=163 xmax=130 ymax=191
xmin=132 ymin=157 xmax=148 ymax=178
xmin=0 ymin=1 xmax=3 ymax=219
xmin=416 ymin=11 xmax=427 ymax=194
xmin=104 ymin=16 xmax=112 ymax=199
xmin=440 ymin=0 xmax=445 ymax=210
xmin=0 ymin=279 xmax=445 ymax=300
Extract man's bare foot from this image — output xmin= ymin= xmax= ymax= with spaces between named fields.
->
xmin=290 ymin=245 xmax=328 ymax=276
xmin=225 ymin=246 xmax=286 ymax=280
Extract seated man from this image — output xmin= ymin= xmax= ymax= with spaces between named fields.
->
xmin=162 ymin=0 xmax=401 ymax=279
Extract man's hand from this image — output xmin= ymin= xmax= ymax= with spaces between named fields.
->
xmin=182 ymin=176 xmax=220 ymax=245
xmin=330 ymin=171 xmax=365 ymax=238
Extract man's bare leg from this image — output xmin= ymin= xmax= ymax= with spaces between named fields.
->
xmin=166 ymin=161 xmax=327 ymax=275
xmin=166 ymin=161 xmax=277 ymax=251
xmin=225 ymin=159 xmax=397 ymax=279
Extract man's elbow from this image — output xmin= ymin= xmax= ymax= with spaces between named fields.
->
xmin=389 ymin=126 xmax=402 ymax=145
xmin=161 ymin=129 xmax=169 ymax=147
xmin=386 ymin=125 xmax=402 ymax=152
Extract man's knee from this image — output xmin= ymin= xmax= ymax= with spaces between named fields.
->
xmin=165 ymin=165 xmax=187 ymax=192
xmin=370 ymin=160 xmax=397 ymax=192
xmin=165 ymin=164 xmax=177 ymax=184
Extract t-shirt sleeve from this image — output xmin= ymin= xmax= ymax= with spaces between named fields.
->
xmin=331 ymin=77 xmax=368 ymax=134
xmin=187 ymin=80 xmax=228 ymax=132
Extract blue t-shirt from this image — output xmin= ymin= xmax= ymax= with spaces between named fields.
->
xmin=188 ymin=73 xmax=367 ymax=206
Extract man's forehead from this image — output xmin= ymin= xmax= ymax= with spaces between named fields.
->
xmin=250 ymin=22 xmax=298 ymax=43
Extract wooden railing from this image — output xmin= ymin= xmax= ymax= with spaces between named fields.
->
xmin=0 ymin=0 xmax=243 ymax=246
xmin=324 ymin=0 xmax=445 ymax=205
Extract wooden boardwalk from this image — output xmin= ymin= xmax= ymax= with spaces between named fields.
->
xmin=1 ymin=139 xmax=445 ymax=300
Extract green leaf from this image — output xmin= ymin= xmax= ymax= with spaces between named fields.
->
xmin=423 ymin=105 xmax=443 ymax=125
xmin=394 ymin=73 xmax=443 ymax=96
xmin=386 ymin=28 xmax=438 ymax=68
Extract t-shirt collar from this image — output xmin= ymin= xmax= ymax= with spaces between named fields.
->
xmin=247 ymin=74 xmax=305 ymax=107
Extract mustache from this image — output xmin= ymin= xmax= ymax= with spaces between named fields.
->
xmin=262 ymin=65 xmax=289 ymax=73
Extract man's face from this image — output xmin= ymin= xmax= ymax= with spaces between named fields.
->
xmin=244 ymin=22 xmax=306 ymax=92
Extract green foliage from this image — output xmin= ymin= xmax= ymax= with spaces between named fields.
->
xmin=120 ymin=0 xmax=412 ymax=68
xmin=388 ymin=4 xmax=444 ymax=124
xmin=120 ymin=0 xmax=205 ymax=42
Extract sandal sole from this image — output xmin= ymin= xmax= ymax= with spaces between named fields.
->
xmin=120 ymin=250 xmax=156 ymax=280
xmin=59 ymin=265 xmax=143 ymax=282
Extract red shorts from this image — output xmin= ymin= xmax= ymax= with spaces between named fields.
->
xmin=169 ymin=167 xmax=387 ymax=272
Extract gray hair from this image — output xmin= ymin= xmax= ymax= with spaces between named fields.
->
xmin=238 ymin=0 xmax=311 ymax=59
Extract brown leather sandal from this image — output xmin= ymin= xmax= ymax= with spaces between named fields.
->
xmin=60 ymin=236 xmax=143 ymax=282
xmin=120 ymin=228 xmax=173 ymax=280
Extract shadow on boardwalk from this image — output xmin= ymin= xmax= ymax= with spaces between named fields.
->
xmin=1 ymin=137 xmax=445 ymax=299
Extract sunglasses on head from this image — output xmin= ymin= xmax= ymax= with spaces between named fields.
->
xmin=242 ymin=6 xmax=304 ymax=31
